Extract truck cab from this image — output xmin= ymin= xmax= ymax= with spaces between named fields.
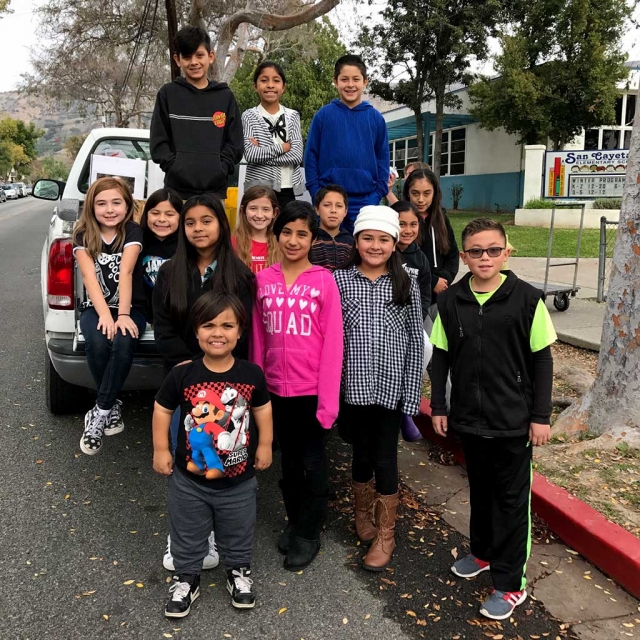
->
xmin=35 ymin=128 xmax=165 ymax=414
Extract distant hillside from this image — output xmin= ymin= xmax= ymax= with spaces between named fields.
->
xmin=0 ymin=91 xmax=103 ymax=156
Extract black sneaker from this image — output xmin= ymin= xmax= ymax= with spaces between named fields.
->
xmin=104 ymin=399 xmax=124 ymax=436
xmin=80 ymin=405 xmax=107 ymax=455
xmin=165 ymin=574 xmax=200 ymax=618
xmin=226 ymin=567 xmax=255 ymax=609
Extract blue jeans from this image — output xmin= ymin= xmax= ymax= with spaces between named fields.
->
xmin=80 ymin=307 xmax=147 ymax=410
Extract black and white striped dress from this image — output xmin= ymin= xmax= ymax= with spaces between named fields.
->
xmin=241 ymin=106 xmax=305 ymax=195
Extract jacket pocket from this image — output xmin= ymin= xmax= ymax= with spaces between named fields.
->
xmin=264 ymin=348 xmax=284 ymax=383
xmin=285 ymin=349 xmax=319 ymax=386
xmin=384 ymin=302 xmax=407 ymax=334
xmin=324 ymin=168 xmax=376 ymax=196
xmin=167 ymin=151 xmax=226 ymax=192
xmin=342 ymin=298 xmax=361 ymax=332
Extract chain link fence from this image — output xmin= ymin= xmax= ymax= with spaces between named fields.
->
xmin=597 ymin=217 xmax=620 ymax=302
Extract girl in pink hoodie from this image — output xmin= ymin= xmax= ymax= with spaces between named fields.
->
xmin=251 ymin=201 xmax=343 ymax=572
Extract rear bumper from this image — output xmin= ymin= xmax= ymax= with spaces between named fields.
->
xmin=48 ymin=337 xmax=165 ymax=391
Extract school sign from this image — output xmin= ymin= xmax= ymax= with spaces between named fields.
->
xmin=544 ymin=149 xmax=628 ymax=199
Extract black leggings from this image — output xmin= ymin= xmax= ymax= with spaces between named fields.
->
xmin=344 ymin=403 xmax=402 ymax=495
xmin=271 ymin=394 xmax=329 ymax=539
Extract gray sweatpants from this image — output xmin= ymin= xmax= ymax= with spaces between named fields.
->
xmin=169 ymin=467 xmax=257 ymax=575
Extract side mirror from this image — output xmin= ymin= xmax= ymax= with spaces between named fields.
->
xmin=33 ymin=179 xmax=65 ymax=201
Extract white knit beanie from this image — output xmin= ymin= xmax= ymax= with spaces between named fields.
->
xmin=353 ymin=205 xmax=400 ymax=240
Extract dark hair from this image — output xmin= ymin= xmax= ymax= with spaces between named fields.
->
xmin=404 ymin=161 xmax=430 ymax=176
xmin=164 ymin=193 xmax=255 ymax=324
xmin=191 ymin=291 xmax=247 ymax=334
xmin=391 ymin=200 xmax=422 ymax=243
xmin=345 ymin=233 xmax=412 ymax=305
xmin=273 ymin=201 xmax=319 ymax=241
xmin=175 ymin=26 xmax=211 ymax=57
xmin=461 ymin=218 xmax=507 ymax=248
xmin=402 ymin=169 xmax=450 ymax=254
xmin=253 ymin=60 xmax=286 ymax=85
xmin=334 ymin=54 xmax=367 ymax=80
xmin=313 ymin=184 xmax=349 ymax=209
xmin=140 ymin=188 xmax=183 ymax=244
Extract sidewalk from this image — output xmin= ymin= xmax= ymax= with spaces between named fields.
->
xmin=398 ymin=438 xmax=640 ymax=639
xmin=457 ymin=257 xmax=606 ymax=351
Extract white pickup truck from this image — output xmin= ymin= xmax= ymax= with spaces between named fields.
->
xmin=34 ymin=128 xmax=165 ymax=414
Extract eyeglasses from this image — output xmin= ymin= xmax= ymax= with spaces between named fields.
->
xmin=464 ymin=247 xmax=505 ymax=259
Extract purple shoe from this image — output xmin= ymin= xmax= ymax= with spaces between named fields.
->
xmin=401 ymin=413 xmax=422 ymax=442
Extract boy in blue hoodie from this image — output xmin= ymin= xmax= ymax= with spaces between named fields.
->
xmin=303 ymin=55 xmax=390 ymax=234
xmin=150 ymin=27 xmax=243 ymax=200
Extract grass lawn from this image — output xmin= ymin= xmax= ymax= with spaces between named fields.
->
xmin=447 ymin=211 xmax=606 ymax=258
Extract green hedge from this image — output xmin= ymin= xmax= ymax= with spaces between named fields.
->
xmin=593 ymin=198 xmax=622 ymax=210
xmin=524 ymin=198 xmax=554 ymax=209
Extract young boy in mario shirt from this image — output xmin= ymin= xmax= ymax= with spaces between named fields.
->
xmin=153 ymin=291 xmax=272 ymax=618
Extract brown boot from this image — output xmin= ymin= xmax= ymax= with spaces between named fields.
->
xmin=362 ymin=493 xmax=399 ymax=571
xmin=353 ymin=479 xmax=376 ymax=545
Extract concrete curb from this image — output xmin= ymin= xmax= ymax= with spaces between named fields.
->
xmin=556 ymin=330 xmax=600 ymax=352
xmin=416 ymin=398 xmax=640 ymax=600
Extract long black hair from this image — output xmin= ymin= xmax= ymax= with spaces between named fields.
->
xmin=164 ymin=193 xmax=255 ymax=323
xmin=391 ymin=200 xmax=422 ymax=245
xmin=140 ymin=188 xmax=183 ymax=245
xmin=345 ymin=232 xmax=412 ymax=306
xmin=253 ymin=60 xmax=287 ymax=85
xmin=402 ymin=169 xmax=450 ymax=254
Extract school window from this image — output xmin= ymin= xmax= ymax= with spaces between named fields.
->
xmin=584 ymin=93 xmax=635 ymax=150
xmin=428 ymin=128 xmax=466 ymax=176
xmin=388 ymin=136 xmax=418 ymax=174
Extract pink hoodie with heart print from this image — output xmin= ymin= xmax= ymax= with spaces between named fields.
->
xmin=250 ymin=263 xmax=343 ymax=430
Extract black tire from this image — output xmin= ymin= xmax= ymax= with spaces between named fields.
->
xmin=45 ymin=349 xmax=87 ymax=414
xmin=553 ymin=293 xmax=570 ymax=312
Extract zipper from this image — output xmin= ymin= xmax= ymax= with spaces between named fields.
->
xmin=517 ymin=370 xmax=529 ymax=409
xmin=477 ymin=304 xmax=483 ymax=432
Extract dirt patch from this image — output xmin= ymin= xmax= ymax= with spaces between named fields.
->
xmin=541 ymin=343 xmax=640 ymax=538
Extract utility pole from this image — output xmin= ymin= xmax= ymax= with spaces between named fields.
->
xmin=165 ymin=0 xmax=180 ymax=80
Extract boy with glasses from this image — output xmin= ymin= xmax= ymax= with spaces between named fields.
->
xmin=429 ymin=218 xmax=556 ymax=621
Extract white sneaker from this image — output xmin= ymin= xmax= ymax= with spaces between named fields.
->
xmin=163 ymin=532 xmax=220 ymax=571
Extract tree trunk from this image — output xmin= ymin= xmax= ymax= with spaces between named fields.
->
xmin=166 ymin=0 xmax=180 ymax=81
xmin=433 ymin=80 xmax=445 ymax=179
xmin=413 ymin=106 xmax=424 ymax=168
xmin=553 ymin=93 xmax=640 ymax=445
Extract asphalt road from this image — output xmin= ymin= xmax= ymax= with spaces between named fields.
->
xmin=1 ymin=197 xmax=568 ymax=640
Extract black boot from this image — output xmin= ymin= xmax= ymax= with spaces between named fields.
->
xmin=283 ymin=494 xmax=326 ymax=571
xmin=284 ymin=536 xmax=321 ymax=571
xmin=278 ymin=522 xmax=296 ymax=555
xmin=278 ymin=479 xmax=302 ymax=554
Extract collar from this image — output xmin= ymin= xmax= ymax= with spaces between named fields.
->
xmin=455 ymin=270 xmax=517 ymax=303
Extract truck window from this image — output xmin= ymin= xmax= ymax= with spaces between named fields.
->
xmin=77 ymin=139 xmax=151 ymax=195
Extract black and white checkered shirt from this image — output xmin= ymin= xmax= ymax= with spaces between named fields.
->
xmin=333 ymin=265 xmax=424 ymax=415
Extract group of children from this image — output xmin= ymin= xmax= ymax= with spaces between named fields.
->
xmin=70 ymin=23 xmax=556 ymax=625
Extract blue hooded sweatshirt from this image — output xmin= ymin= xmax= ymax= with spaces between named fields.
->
xmin=304 ymin=99 xmax=389 ymax=209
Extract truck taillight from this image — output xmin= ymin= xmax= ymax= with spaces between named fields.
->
xmin=47 ymin=238 xmax=74 ymax=310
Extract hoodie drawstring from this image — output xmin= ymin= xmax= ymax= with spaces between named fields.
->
xmin=431 ymin=227 xmax=438 ymax=269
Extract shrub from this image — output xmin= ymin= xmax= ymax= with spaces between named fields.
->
xmin=524 ymin=198 xmax=554 ymax=209
xmin=593 ymin=198 xmax=622 ymax=210
xmin=450 ymin=183 xmax=464 ymax=209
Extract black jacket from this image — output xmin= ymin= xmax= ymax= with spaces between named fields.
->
xmin=308 ymin=228 xmax=354 ymax=272
xmin=152 ymin=264 xmax=254 ymax=372
xmin=141 ymin=231 xmax=179 ymax=323
xmin=150 ymin=78 xmax=243 ymax=199
xmin=431 ymin=271 xmax=552 ymax=437
xmin=399 ymin=242 xmax=432 ymax=320
xmin=419 ymin=214 xmax=459 ymax=305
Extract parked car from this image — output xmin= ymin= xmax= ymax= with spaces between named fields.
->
xmin=0 ymin=189 xmax=6 ymax=203
xmin=26 ymin=184 xmax=33 ymax=195
xmin=12 ymin=182 xmax=27 ymax=197
xmin=1 ymin=184 xmax=19 ymax=200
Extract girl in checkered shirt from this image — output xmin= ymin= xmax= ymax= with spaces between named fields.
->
xmin=334 ymin=205 xmax=424 ymax=572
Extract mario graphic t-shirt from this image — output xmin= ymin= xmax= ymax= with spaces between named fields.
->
xmin=156 ymin=358 xmax=270 ymax=488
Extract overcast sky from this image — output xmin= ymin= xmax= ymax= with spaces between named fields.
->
xmin=0 ymin=0 xmax=638 ymax=94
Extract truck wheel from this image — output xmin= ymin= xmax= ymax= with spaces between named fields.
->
xmin=45 ymin=349 xmax=87 ymax=415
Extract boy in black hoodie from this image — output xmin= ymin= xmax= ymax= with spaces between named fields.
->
xmin=150 ymin=27 xmax=243 ymax=200
xmin=430 ymin=218 xmax=556 ymax=622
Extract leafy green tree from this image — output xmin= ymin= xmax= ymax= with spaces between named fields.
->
xmin=468 ymin=0 xmax=631 ymax=147
xmin=64 ymin=134 xmax=88 ymax=161
xmin=0 ymin=1 xmax=10 ymax=15
xmin=230 ymin=18 xmax=347 ymax=136
xmin=0 ymin=117 xmax=43 ymax=177
xmin=40 ymin=157 xmax=71 ymax=181
xmin=360 ymin=0 xmax=501 ymax=176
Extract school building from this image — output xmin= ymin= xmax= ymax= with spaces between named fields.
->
xmin=381 ymin=61 xmax=639 ymax=213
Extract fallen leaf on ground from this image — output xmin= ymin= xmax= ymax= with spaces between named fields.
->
xmin=278 ymin=608 xmax=287 ymax=615
xmin=451 ymin=547 xmax=458 ymax=560
xmin=122 ymin=580 xmax=134 ymax=585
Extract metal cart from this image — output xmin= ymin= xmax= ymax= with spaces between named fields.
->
xmin=525 ymin=200 xmax=586 ymax=312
